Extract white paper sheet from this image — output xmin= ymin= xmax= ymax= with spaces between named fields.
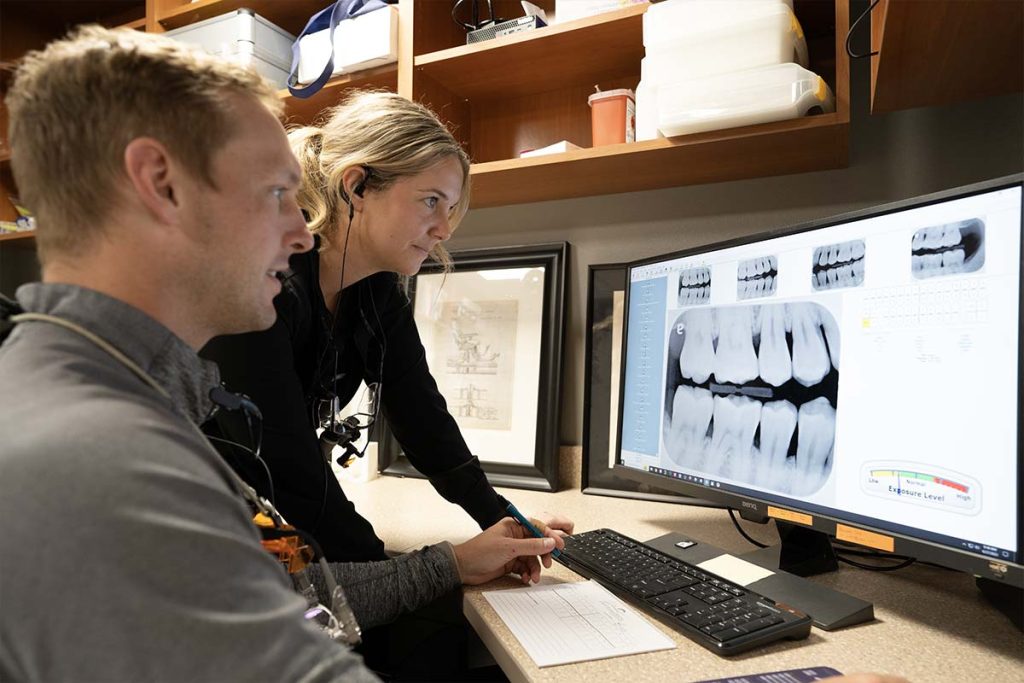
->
xmin=697 ymin=554 xmax=775 ymax=587
xmin=482 ymin=580 xmax=675 ymax=667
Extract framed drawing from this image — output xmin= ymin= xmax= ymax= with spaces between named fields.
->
xmin=378 ymin=243 xmax=568 ymax=491
xmin=583 ymin=263 xmax=719 ymax=507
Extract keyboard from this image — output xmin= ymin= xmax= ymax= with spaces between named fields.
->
xmin=557 ymin=529 xmax=812 ymax=655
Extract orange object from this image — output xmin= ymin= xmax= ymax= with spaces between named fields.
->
xmin=254 ymin=512 xmax=315 ymax=573
xmin=588 ymin=88 xmax=636 ymax=146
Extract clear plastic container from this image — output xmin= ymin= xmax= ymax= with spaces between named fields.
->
xmin=657 ymin=63 xmax=835 ymax=137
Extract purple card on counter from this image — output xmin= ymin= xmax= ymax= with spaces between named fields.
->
xmin=694 ymin=667 xmax=843 ymax=683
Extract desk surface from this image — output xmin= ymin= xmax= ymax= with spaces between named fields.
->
xmin=343 ymin=475 xmax=1023 ymax=682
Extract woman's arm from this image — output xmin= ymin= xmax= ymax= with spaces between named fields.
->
xmin=302 ymin=518 xmax=565 ymax=629
xmin=368 ymin=275 xmax=506 ymax=529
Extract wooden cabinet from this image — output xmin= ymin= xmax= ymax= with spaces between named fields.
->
xmin=408 ymin=0 xmax=850 ymax=207
xmin=0 ymin=1 xmax=149 ymax=243
xmin=0 ymin=0 xmax=851 ymax=239
xmin=869 ymin=0 xmax=1024 ymax=114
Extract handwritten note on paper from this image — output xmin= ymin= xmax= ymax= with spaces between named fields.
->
xmin=482 ymin=580 xmax=675 ymax=667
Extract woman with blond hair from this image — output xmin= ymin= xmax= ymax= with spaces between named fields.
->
xmin=205 ymin=90 xmax=572 ymax=562
xmin=205 ymin=89 xmax=577 ymax=561
xmin=202 ymin=88 xmax=572 ymax=678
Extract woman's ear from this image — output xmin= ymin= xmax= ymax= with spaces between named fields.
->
xmin=341 ymin=166 xmax=369 ymax=211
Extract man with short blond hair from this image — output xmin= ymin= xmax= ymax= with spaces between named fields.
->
xmin=0 ymin=24 xmax=567 ymax=682
xmin=0 ymin=25 xmax=373 ymax=681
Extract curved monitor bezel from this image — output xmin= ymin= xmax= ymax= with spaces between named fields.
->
xmin=613 ymin=173 xmax=1024 ymax=589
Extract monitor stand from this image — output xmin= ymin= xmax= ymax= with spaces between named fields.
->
xmin=975 ymin=577 xmax=1024 ymax=631
xmin=645 ymin=529 xmax=875 ymax=631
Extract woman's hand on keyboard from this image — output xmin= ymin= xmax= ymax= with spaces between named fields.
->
xmin=533 ymin=512 xmax=574 ymax=538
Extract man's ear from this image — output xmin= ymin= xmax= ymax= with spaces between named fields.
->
xmin=123 ymin=137 xmax=182 ymax=224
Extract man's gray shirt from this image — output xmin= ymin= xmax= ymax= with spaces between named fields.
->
xmin=0 ymin=284 xmax=459 ymax=682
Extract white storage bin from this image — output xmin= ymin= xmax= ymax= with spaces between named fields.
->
xmin=164 ymin=10 xmax=295 ymax=89
xmin=657 ymin=63 xmax=835 ymax=137
xmin=635 ymin=78 xmax=659 ymax=141
xmin=296 ymin=5 xmax=398 ymax=85
xmin=644 ymin=2 xmax=807 ymax=81
xmin=644 ymin=0 xmax=793 ymax=49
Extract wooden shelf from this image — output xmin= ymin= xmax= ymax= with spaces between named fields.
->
xmin=428 ymin=0 xmax=851 ymax=206
xmin=156 ymin=0 xmax=327 ymax=35
xmin=0 ymin=231 xmax=34 ymax=244
xmin=118 ymin=17 xmax=147 ymax=31
xmin=870 ymin=0 xmax=1024 ymax=113
xmin=415 ymin=4 xmax=646 ymax=101
xmin=278 ymin=65 xmax=399 ymax=126
xmin=468 ymin=113 xmax=849 ymax=207
xmin=6 ymin=0 xmax=852 ymax=211
xmin=1 ymin=1 xmax=144 ymax=31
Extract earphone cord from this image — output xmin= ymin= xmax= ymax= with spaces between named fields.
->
xmin=311 ymin=196 xmax=358 ymax=531
xmin=11 ymin=312 xmax=284 ymax=525
xmin=314 ymin=193 xmax=357 ymax=379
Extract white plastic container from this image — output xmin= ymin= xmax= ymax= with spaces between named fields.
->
xmin=296 ymin=5 xmax=399 ymax=85
xmin=164 ymin=9 xmax=295 ymax=89
xmin=657 ymin=63 xmax=835 ymax=137
xmin=644 ymin=2 xmax=807 ymax=81
xmin=635 ymin=77 xmax=659 ymax=141
xmin=644 ymin=0 xmax=793 ymax=49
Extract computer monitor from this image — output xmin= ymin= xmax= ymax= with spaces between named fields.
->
xmin=614 ymin=176 xmax=1024 ymax=607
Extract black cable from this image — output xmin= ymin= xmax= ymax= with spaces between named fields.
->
xmin=837 ymin=554 xmax=916 ymax=572
xmin=846 ymin=0 xmax=880 ymax=59
xmin=728 ymin=508 xmax=769 ymax=549
xmin=834 ymin=546 xmax=957 ymax=572
xmin=727 ymin=508 xmax=930 ymax=573
xmin=451 ymin=0 xmax=501 ymax=31
xmin=834 ymin=547 xmax=913 ymax=559
xmin=311 ymin=187 xmax=359 ymax=531
xmin=206 ymin=434 xmax=276 ymax=508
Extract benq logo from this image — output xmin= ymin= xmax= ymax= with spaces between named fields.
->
xmin=741 ymin=501 xmax=758 ymax=510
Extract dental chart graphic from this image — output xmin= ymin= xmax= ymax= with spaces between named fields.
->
xmin=664 ymin=302 xmax=839 ymax=496
xmin=736 ymin=256 xmax=778 ymax=300
xmin=812 ymin=239 xmax=865 ymax=290
xmin=911 ymin=218 xmax=985 ymax=278
xmin=677 ymin=266 xmax=711 ymax=305
xmin=620 ymin=184 xmax=1022 ymax=559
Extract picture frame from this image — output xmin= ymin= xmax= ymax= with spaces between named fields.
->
xmin=378 ymin=243 xmax=568 ymax=491
xmin=583 ymin=263 xmax=719 ymax=507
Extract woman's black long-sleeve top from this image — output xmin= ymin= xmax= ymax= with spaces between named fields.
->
xmin=200 ymin=240 xmax=506 ymax=562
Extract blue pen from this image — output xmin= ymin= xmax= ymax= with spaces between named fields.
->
xmin=503 ymin=498 xmax=561 ymax=558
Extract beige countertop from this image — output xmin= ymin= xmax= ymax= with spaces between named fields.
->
xmin=343 ymin=474 xmax=1024 ymax=683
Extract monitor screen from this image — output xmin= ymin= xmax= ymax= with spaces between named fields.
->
xmin=616 ymin=177 xmax=1023 ymax=582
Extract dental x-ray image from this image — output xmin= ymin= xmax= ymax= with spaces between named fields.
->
xmin=678 ymin=266 xmax=711 ymax=306
xmin=737 ymin=255 xmax=778 ymax=300
xmin=662 ymin=302 xmax=839 ymax=496
xmin=911 ymin=218 xmax=985 ymax=279
xmin=811 ymin=239 xmax=865 ymax=291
